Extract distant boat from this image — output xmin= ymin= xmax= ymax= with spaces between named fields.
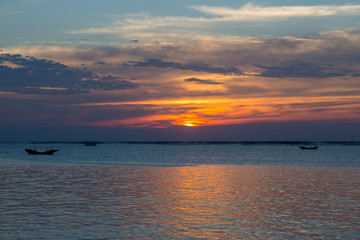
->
xmin=84 ymin=142 xmax=97 ymax=146
xmin=299 ymin=146 xmax=318 ymax=150
xmin=25 ymin=148 xmax=59 ymax=155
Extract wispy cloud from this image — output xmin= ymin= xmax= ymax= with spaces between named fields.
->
xmin=123 ymin=58 xmax=242 ymax=75
xmin=257 ymin=61 xmax=351 ymax=78
xmin=83 ymin=96 xmax=360 ymax=128
xmin=67 ymin=3 xmax=360 ymax=38
xmin=184 ymin=77 xmax=223 ymax=85
xmin=192 ymin=4 xmax=360 ymax=21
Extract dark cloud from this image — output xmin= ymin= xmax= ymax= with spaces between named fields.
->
xmin=94 ymin=61 xmax=107 ymax=65
xmin=0 ymin=53 xmax=138 ymax=95
xmin=258 ymin=61 xmax=351 ymax=78
xmin=123 ymin=58 xmax=243 ymax=75
xmin=184 ymin=77 xmax=223 ymax=85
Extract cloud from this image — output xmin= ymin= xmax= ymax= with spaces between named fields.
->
xmin=192 ymin=4 xmax=360 ymax=21
xmin=123 ymin=58 xmax=242 ymax=75
xmin=184 ymin=77 xmax=223 ymax=85
xmin=5 ymin=30 xmax=360 ymax=83
xmin=257 ymin=61 xmax=351 ymax=78
xmin=0 ymin=53 xmax=138 ymax=95
xmin=94 ymin=61 xmax=107 ymax=65
xmin=67 ymin=3 xmax=360 ymax=39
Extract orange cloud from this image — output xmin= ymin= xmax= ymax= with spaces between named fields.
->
xmin=84 ymin=95 xmax=360 ymax=128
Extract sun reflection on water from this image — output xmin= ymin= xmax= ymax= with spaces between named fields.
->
xmin=143 ymin=165 xmax=360 ymax=239
xmin=1 ymin=164 xmax=359 ymax=239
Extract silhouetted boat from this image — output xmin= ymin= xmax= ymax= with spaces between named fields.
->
xmin=25 ymin=148 xmax=59 ymax=155
xmin=299 ymin=146 xmax=318 ymax=150
xmin=84 ymin=142 xmax=97 ymax=146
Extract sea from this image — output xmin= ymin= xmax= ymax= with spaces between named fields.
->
xmin=0 ymin=142 xmax=359 ymax=239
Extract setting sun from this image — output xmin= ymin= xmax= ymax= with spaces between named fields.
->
xmin=184 ymin=122 xmax=195 ymax=127
xmin=178 ymin=115 xmax=208 ymax=127
xmin=182 ymin=120 xmax=208 ymax=127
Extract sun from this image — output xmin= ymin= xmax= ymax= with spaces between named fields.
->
xmin=182 ymin=120 xmax=207 ymax=127
xmin=176 ymin=115 xmax=207 ymax=127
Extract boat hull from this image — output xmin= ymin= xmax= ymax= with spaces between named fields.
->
xmin=25 ymin=149 xmax=59 ymax=155
xmin=299 ymin=146 xmax=318 ymax=150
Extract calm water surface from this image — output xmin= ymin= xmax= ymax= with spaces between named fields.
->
xmin=0 ymin=143 xmax=359 ymax=239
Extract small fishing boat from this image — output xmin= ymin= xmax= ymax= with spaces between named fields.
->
xmin=25 ymin=148 xmax=59 ymax=155
xmin=299 ymin=146 xmax=318 ymax=150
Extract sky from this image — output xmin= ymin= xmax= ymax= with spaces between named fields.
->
xmin=1 ymin=0 xmax=360 ymax=141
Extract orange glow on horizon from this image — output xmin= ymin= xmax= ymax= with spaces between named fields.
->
xmin=84 ymin=96 xmax=360 ymax=128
